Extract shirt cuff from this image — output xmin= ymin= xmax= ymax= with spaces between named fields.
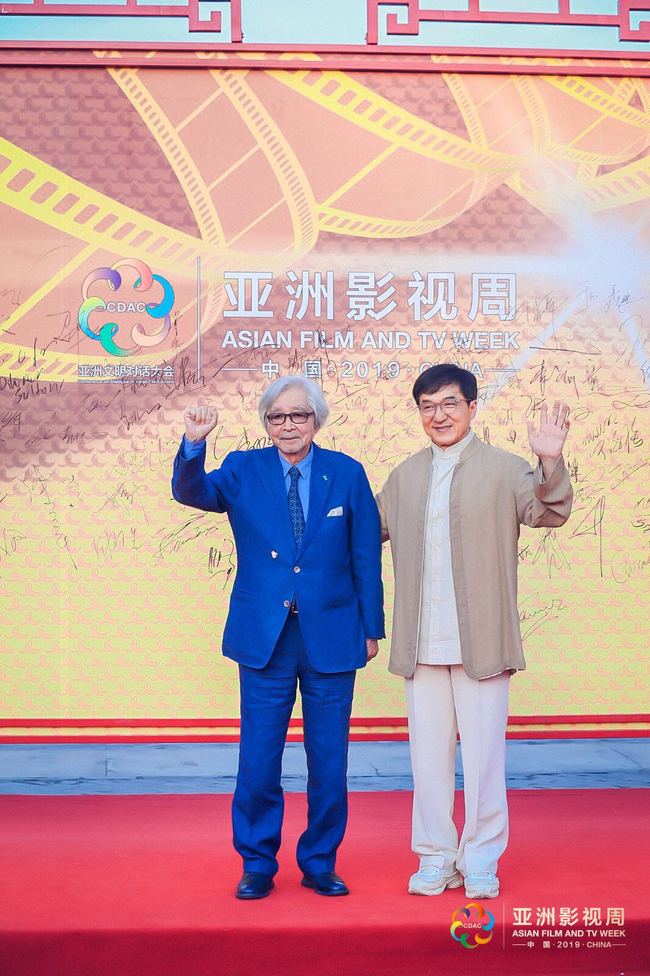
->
xmin=537 ymin=456 xmax=561 ymax=483
xmin=180 ymin=435 xmax=206 ymax=460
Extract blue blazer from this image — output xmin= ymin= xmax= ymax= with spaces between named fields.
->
xmin=172 ymin=441 xmax=385 ymax=672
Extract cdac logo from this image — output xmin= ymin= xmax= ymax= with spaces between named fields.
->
xmin=78 ymin=258 xmax=175 ymax=357
xmin=450 ymin=902 xmax=495 ymax=949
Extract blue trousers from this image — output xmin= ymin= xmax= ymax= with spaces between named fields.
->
xmin=232 ymin=613 xmax=356 ymax=877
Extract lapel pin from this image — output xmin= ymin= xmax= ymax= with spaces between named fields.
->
xmin=271 ymin=550 xmax=278 ymax=559
xmin=323 ymin=474 xmax=328 ymax=480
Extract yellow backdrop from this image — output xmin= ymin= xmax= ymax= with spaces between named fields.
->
xmin=0 ymin=62 xmax=648 ymax=738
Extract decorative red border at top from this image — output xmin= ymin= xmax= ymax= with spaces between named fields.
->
xmin=0 ymin=0 xmax=243 ymax=36
xmin=367 ymin=0 xmax=650 ymax=44
xmin=1 ymin=0 xmax=649 ymax=59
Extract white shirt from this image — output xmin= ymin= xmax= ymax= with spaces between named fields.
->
xmin=417 ymin=430 xmax=475 ymax=665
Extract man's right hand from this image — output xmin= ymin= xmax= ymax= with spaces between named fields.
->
xmin=184 ymin=404 xmax=219 ymax=444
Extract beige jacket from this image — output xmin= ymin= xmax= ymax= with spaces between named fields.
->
xmin=376 ymin=437 xmax=573 ymax=679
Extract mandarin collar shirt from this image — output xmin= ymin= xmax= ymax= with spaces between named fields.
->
xmin=417 ymin=429 xmax=475 ymax=665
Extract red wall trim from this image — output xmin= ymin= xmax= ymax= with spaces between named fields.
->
xmin=0 ymin=714 xmax=648 ymax=743
xmin=0 ymin=730 xmax=648 ymax=743
xmin=0 ymin=714 xmax=647 ymax=729
xmin=2 ymin=41 xmax=650 ymax=57
xmin=0 ymin=48 xmax=649 ymax=79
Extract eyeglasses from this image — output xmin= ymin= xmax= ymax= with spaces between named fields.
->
xmin=265 ymin=411 xmax=314 ymax=426
xmin=418 ymin=396 xmax=471 ymax=417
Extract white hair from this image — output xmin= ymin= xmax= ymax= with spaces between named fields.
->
xmin=258 ymin=376 xmax=330 ymax=430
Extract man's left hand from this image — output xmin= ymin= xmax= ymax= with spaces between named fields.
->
xmin=366 ymin=639 xmax=379 ymax=662
xmin=527 ymin=400 xmax=570 ymax=477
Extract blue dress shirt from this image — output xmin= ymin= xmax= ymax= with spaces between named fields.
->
xmin=278 ymin=446 xmax=312 ymax=521
xmin=181 ymin=436 xmax=313 ymax=520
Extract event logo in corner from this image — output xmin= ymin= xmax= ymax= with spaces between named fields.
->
xmin=78 ymin=258 xmax=175 ymax=358
xmin=450 ymin=902 xmax=495 ymax=950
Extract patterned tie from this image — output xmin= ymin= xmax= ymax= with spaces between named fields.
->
xmin=288 ymin=466 xmax=305 ymax=548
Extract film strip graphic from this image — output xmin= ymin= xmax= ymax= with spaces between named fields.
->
xmin=271 ymin=69 xmax=650 ymax=231
xmin=509 ymin=74 xmax=650 ymax=210
xmin=1 ymin=66 xmax=649 ymax=379
xmin=271 ymin=68 xmax=517 ymax=239
xmin=0 ymin=66 xmax=318 ymax=379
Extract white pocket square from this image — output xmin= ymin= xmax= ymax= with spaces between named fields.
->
xmin=327 ymin=506 xmax=343 ymax=517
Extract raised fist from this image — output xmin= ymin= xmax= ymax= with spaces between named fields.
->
xmin=184 ymin=404 xmax=219 ymax=444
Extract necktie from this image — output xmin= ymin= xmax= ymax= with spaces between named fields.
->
xmin=288 ymin=466 xmax=305 ymax=547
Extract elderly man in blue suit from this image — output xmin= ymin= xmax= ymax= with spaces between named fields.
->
xmin=172 ymin=377 xmax=384 ymax=900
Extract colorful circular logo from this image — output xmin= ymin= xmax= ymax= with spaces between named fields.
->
xmin=450 ymin=902 xmax=495 ymax=949
xmin=77 ymin=258 xmax=175 ymax=357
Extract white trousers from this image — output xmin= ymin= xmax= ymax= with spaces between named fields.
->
xmin=405 ymin=664 xmax=510 ymax=877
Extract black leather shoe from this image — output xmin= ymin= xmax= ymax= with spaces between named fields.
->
xmin=301 ymin=871 xmax=350 ymax=896
xmin=236 ymin=871 xmax=275 ymax=900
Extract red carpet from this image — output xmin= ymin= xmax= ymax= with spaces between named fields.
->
xmin=0 ymin=789 xmax=647 ymax=976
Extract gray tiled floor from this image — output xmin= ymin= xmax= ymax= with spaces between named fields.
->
xmin=0 ymin=738 xmax=648 ymax=795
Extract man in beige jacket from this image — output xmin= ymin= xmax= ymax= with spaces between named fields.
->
xmin=377 ymin=363 xmax=572 ymax=900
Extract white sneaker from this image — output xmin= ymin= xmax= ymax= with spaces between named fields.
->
xmin=464 ymin=871 xmax=499 ymax=899
xmin=408 ymin=865 xmax=464 ymax=896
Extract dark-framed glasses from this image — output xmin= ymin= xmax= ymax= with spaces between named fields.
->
xmin=418 ymin=396 xmax=471 ymax=417
xmin=266 ymin=411 xmax=314 ymax=426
